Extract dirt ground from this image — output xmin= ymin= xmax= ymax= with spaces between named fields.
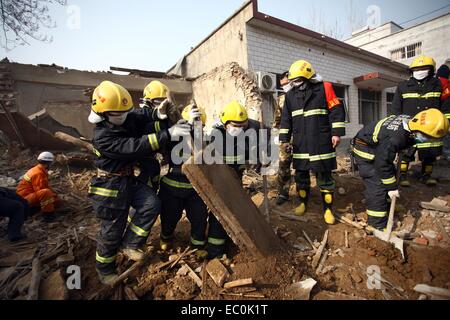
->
xmin=1 ymin=144 xmax=449 ymax=300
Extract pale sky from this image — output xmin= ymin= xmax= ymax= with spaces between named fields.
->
xmin=1 ymin=0 xmax=449 ymax=72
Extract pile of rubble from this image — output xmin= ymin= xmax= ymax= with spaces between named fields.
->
xmin=1 ymin=140 xmax=450 ymax=300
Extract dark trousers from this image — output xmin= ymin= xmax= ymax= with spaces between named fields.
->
xmin=95 ymin=180 xmax=160 ymax=274
xmin=0 ymin=191 xmax=29 ymax=240
xmin=277 ymin=149 xmax=293 ymax=197
xmin=295 ymin=170 xmax=335 ymax=191
xmin=357 ymin=161 xmax=389 ymax=230
xmin=159 ymin=184 xmax=208 ymax=247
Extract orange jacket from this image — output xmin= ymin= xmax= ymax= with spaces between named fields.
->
xmin=16 ymin=164 xmax=55 ymax=197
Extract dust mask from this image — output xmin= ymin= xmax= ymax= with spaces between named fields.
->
xmin=282 ymin=83 xmax=293 ymax=93
xmin=108 ymin=112 xmax=129 ymax=126
xmin=227 ymin=126 xmax=244 ymax=137
xmin=413 ymin=70 xmax=430 ymax=81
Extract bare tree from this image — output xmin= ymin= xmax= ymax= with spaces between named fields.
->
xmin=346 ymin=0 xmax=364 ymax=33
xmin=0 ymin=0 xmax=66 ymax=51
xmin=302 ymin=4 xmax=344 ymax=40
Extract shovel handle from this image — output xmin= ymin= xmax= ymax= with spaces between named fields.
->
xmin=386 ymin=195 xmax=397 ymax=239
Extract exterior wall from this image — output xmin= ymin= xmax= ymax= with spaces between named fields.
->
xmin=352 ymin=14 xmax=450 ymax=68
xmin=175 ymin=4 xmax=253 ymax=79
xmin=192 ymin=63 xmax=264 ymax=130
xmin=246 ymin=25 xmax=408 ymax=138
xmin=346 ymin=22 xmax=403 ymax=48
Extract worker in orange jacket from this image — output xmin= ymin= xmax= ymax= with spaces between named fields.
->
xmin=16 ymin=152 xmax=58 ymax=222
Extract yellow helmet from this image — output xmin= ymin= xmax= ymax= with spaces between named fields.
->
xmin=182 ymin=104 xmax=207 ymax=125
xmin=288 ymin=60 xmax=316 ymax=80
xmin=410 ymin=56 xmax=436 ymax=70
xmin=409 ymin=108 xmax=449 ymax=139
xmin=91 ymin=81 xmax=133 ymax=114
xmin=220 ymin=101 xmax=248 ymax=125
xmin=143 ymin=81 xmax=169 ymax=100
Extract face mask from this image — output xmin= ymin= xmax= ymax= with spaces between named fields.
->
xmin=227 ymin=126 xmax=244 ymax=137
xmin=282 ymin=83 xmax=293 ymax=93
xmin=108 ymin=112 xmax=128 ymax=126
xmin=413 ymin=70 xmax=430 ymax=81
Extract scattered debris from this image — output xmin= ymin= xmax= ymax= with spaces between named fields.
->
xmin=205 ymin=259 xmax=230 ymax=287
xmin=223 ymin=278 xmax=254 ymax=290
xmin=285 ymin=278 xmax=317 ymax=300
xmin=414 ymin=284 xmax=450 ymax=300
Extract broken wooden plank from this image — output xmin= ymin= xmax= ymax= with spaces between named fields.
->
xmin=315 ymin=250 xmax=329 ymax=275
xmin=311 ymin=230 xmax=329 ymax=270
xmin=206 ymin=259 xmax=230 ymax=287
xmin=183 ymin=158 xmax=282 ymax=258
xmin=27 ymin=258 xmax=41 ymax=300
xmin=345 ymin=230 xmax=349 ymax=248
xmin=124 ymin=286 xmax=139 ymax=300
xmin=223 ymin=278 xmax=254 ymax=289
xmin=414 ymin=284 xmax=450 ymax=300
xmin=183 ymin=262 xmax=203 ymax=288
xmin=220 ymin=292 xmax=265 ymax=299
xmin=109 ymin=249 xmax=153 ymax=288
xmin=278 ymin=212 xmax=309 ymax=223
xmin=302 ymin=230 xmax=317 ymax=252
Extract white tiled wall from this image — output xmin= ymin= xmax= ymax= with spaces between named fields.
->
xmin=245 ymin=25 xmax=407 ymax=138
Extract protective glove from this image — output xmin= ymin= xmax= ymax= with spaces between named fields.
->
xmin=211 ymin=118 xmax=225 ymax=129
xmin=281 ymin=142 xmax=293 ymax=154
xmin=156 ymin=99 xmax=173 ymax=120
xmin=188 ymin=108 xmax=203 ymax=125
xmin=388 ymin=190 xmax=400 ymax=200
xmin=168 ymin=120 xmax=192 ymax=140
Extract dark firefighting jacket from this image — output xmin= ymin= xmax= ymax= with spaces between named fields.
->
xmin=88 ymin=109 xmax=169 ymax=211
xmin=390 ymin=76 xmax=442 ymax=117
xmin=210 ymin=119 xmax=268 ymax=175
xmin=353 ymin=115 xmax=416 ymax=191
xmin=279 ymin=81 xmax=346 ymax=172
xmin=390 ymin=76 xmax=443 ymax=155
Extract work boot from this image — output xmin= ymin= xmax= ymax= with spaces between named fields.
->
xmin=9 ymin=234 xmax=27 ymax=243
xmin=422 ymin=164 xmax=437 ymax=186
xmin=321 ymin=190 xmax=335 ymax=225
xmin=121 ymin=248 xmax=145 ymax=262
xmin=399 ymin=162 xmax=410 ymax=187
xmin=195 ymin=249 xmax=209 ymax=260
xmin=399 ymin=174 xmax=411 ymax=187
xmin=276 ymin=194 xmax=289 ymax=206
xmin=294 ymin=189 xmax=309 ymax=216
xmin=159 ymin=239 xmax=173 ymax=252
xmin=96 ymin=270 xmax=119 ymax=286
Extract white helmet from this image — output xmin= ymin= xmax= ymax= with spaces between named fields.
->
xmin=37 ymin=151 xmax=55 ymax=162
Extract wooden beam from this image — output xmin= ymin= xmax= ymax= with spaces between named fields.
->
xmin=182 ymin=159 xmax=282 ymax=259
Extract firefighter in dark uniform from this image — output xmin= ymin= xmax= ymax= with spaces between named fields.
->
xmin=279 ymin=60 xmax=346 ymax=225
xmin=208 ymin=101 xmax=269 ymax=257
xmin=87 ymin=81 xmax=191 ymax=284
xmin=389 ymin=56 xmax=443 ymax=186
xmin=275 ymin=71 xmax=294 ymax=206
xmin=352 ymin=109 xmax=449 ymax=229
xmin=135 ymin=80 xmax=177 ymax=190
xmin=159 ymin=104 xmax=211 ymax=259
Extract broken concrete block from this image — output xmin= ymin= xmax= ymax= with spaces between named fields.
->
xmin=39 ymin=270 xmax=69 ymax=300
xmin=206 ymin=259 xmax=230 ymax=287
xmin=286 ymin=278 xmax=317 ymax=300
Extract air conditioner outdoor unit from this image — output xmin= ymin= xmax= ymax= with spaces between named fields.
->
xmin=255 ymin=71 xmax=277 ymax=93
